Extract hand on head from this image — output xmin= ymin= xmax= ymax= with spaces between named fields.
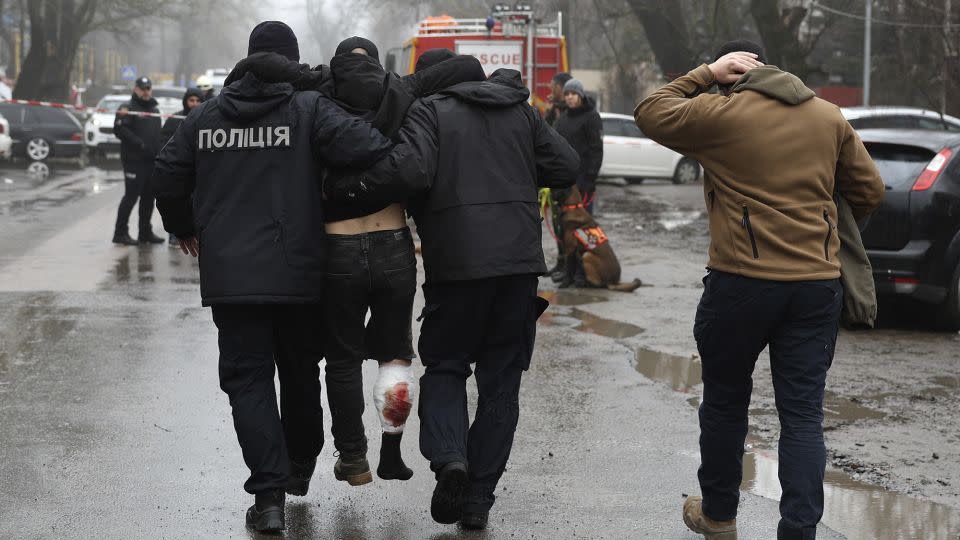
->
xmin=709 ymin=52 xmax=764 ymax=85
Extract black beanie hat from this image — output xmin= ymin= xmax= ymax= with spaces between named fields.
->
xmin=415 ymin=48 xmax=456 ymax=73
xmin=335 ymin=36 xmax=380 ymax=64
xmin=248 ymin=21 xmax=300 ymax=62
xmin=713 ymin=39 xmax=767 ymax=64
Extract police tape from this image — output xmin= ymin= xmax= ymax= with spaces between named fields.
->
xmin=1 ymin=98 xmax=185 ymax=119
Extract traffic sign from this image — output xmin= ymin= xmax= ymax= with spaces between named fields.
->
xmin=120 ymin=65 xmax=137 ymax=81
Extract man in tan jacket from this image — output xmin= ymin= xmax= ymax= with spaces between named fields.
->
xmin=635 ymin=40 xmax=884 ymax=540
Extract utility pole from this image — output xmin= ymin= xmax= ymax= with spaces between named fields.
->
xmin=943 ymin=0 xmax=952 ymax=114
xmin=863 ymin=0 xmax=872 ymax=106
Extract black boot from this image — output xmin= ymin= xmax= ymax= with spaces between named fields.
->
xmin=112 ymin=232 xmax=138 ymax=246
xmin=431 ymin=462 xmax=467 ymax=524
xmin=333 ymin=450 xmax=373 ymax=486
xmin=138 ymin=230 xmax=165 ymax=244
xmin=460 ymin=510 xmax=489 ymax=530
xmin=245 ymin=489 xmax=285 ymax=533
xmin=377 ymin=432 xmax=413 ymax=481
xmin=285 ymin=457 xmax=316 ymax=496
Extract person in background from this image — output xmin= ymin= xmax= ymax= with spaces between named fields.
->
xmin=543 ymin=71 xmax=572 ymax=127
xmin=554 ymin=78 xmax=603 ymax=215
xmin=113 ymin=76 xmax=164 ymax=246
xmin=635 ymin=40 xmax=884 ymax=540
xmin=196 ymin=75 xmax=216 ymax=101
xmin=158 ymin=86 xmax=204 ymax=246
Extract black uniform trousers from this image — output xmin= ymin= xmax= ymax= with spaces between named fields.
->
xmin=417 ymin=274 xmax=548 ymax=513
xmin=694 ymin=271 xmax=842 ymax=540
xmin=114 ymin=159 xmax=157 ymax=237
xmin=211 ymin=304 xmax=325 ymax=494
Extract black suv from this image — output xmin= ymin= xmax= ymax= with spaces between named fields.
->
xmin=859 ymin=129 xmax=960 ymax=329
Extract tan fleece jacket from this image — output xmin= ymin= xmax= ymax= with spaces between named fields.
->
xmin=635 ymin=64 xmax=885 ymax=281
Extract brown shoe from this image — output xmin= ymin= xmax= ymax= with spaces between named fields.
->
xmin=683 ymin=496 xmax=737 ymax=539
xmin=333 ymin=451 xmax=373 ymax=486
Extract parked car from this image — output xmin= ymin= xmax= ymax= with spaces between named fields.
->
xmin=0 ymin=113 xmax=12 ymax=160
xmin=858 ymin=129 xmax=960 ymax=329
xmin=84 ymin=94 xmax=128 ymax=156
xmin=599 ymin=112 xmax=701 ymax=184
xmin=0 ymin=102 xmax=83 ymax=161
xmin=843 ymin=107 xmax=960 ymax=132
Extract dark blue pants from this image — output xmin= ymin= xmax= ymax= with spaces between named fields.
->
xmin=417 ymin=275 xmax=548 ymax=513
xmin=693 ymin=271 xmax=842 ymax=540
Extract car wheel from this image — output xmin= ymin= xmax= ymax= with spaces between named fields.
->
xmin=625 ymin=177 xmax=645 ymax=185
xmin=939 ymin=261 xmax=960 ymax=331
xmin=672 ymin=158 xmax=700 ymax=185
xmin=25 ymin=137 xmax=51 ymax=161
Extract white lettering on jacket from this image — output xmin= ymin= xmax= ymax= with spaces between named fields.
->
xmin=198 ymin=125 xmax=293 ymax=151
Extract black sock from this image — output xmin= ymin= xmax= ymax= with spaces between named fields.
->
xmin=378 ymin=432 xmax=413 ymax=480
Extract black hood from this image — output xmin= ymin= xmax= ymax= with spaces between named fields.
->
xmin=218 ymin=72 xmax=294 ymax=122
xmin=409 ymin=55 xmax=486 ymax=97
xmin=182 ymin=87 xmax=205 ymax=110
xmin=330 ymin=53 xmax=387 ymax=114
xmin=224 ymin=51 xmax=327 ymax=90
xmin=567 ymin=95 xmax=597 ymax=116
xmin=439 ymin=68 xmax=529 ymax=107
xmin=131 ymin=93 xmax=158 ymax=108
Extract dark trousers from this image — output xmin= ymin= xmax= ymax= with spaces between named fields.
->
xmin=114 ymin=159 xmax=156 ymax=236
xmin=323 ymin=228 xmax=417 ymax=453
xmin=418 ymin=275 xmax=548 ymax=513
xmin=211 ymin=304 xmax=325 ymax=494
xmin=694 ymin=271 xmax=842 ymax=539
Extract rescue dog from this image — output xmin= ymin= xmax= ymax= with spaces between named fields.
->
xmin=555 ymin=187 xmax=642 ymax=292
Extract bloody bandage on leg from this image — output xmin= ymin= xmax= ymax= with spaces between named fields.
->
xmin=374 ymin=364 xmax=417 ymax=433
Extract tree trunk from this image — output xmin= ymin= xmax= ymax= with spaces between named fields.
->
xmin=13 ymin=0 xmax=86 ymax=102
xmin=625 ymin=0 xmax=695 ymax=80
xmin=748 ymin=0 xmax=812 ymax=79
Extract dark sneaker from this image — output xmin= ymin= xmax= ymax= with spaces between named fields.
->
xmin=431 ymin=462 xmax=467 ymax=525
xmin=286 ymin=457 xmax=317 ymax=496
xmin=112 ymin=233 xmax=138 ymax=246
xmin=245 ymin=489 xmax=285 ymax=533
xmin=139 ymin=231 xmax=165 ymax=244
xmin=333 ymin=451 xmax=373 ymax=486
xmin=377 ymin=432 xmax=413 ymax=481
xmin=460 ymin=510 xmax=489 ymax=530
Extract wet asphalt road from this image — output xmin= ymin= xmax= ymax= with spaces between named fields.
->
xmin=0 ymin=160 xmax=919 ymax=539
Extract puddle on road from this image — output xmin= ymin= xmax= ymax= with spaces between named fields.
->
xmin=538 ymin=289 xmax=610 ymax=306
xmin=655 ymin=210 xmax=703 ymax=231
xmin=744 ymin=447 xmax=960 ymax=540
xmin=633 ymin=345 xmax=959 ymax=539
xmin=538 ymin=289 xmax=643 ymax=339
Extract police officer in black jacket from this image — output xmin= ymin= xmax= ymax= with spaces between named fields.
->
xmin=113 ymin=76 xmax=164 ymax=245
xmin=153 ymin=21 xmax=393 ymax=534
xmin=329 ymin=67 xmax=579 ymax=530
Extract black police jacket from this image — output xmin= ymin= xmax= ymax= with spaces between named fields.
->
xmin=328 ymin=69 xmax=580 ymax=283
xmin=554 ymin=96 xmax=603 ymax=192
xmin=114 ymin=94 xmax=162 ymax=163
xmin=153 ymin=62 xmax=393 ymax=306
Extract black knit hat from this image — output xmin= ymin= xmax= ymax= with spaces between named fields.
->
xmin=415 ymin=48 xmax=456 ymax=73
xmin=248 ymin=21 xmax=300 ymax=62
xmin=713 ymin=39 xmax=766 ymax=64
xmin=335 ymin=36 xmax=380 ymax=64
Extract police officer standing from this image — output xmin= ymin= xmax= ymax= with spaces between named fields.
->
xmin=112 ymin=76 xmax=164 ymax=245
xmin=329 ymin=66 xmax=579 ymax=530
xmin=153 ymin=21 xmax=394 ymax=533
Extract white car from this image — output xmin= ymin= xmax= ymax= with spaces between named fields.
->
xmin=599 ymin=112 xmax=701 ymax=184
xmin=842 ymin=107 xmax=960 ymax=131
xmin=84 ymin=94 xmax=129 ymax=156
xmin=0 ymin=113 xmax=12 ymax=160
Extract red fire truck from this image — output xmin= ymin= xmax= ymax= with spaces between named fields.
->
xmin=384 ymin=8 xmax=568 ymax=111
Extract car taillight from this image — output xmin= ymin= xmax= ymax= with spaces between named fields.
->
xmin=913 ymin=148 xmax=954 ymax=191
xmin=70 ymin=132 xmax=82 ymax=141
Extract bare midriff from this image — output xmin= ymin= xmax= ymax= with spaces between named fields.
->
xmin=324 ymin=203 xmax=407 ymax=235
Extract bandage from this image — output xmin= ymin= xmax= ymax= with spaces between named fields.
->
xmin=374 ymin=364 xmax=417 ymax=433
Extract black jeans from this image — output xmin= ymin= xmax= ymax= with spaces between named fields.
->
xmin=323 ymin=228 xmax=417 ymax=453
xmin=694 ymin=271 xmax=842 ymax=539
xmin=114 ymin=159 xmax=156 ymax=237
xmin=418 ymin=275 xmax=548 ymax=513
xmin=211 ymin=304 xmax=325 ymax=494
